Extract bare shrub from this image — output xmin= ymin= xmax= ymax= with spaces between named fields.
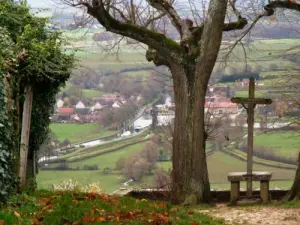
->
xmin=154 ymin=168 xmax=171 ymax=190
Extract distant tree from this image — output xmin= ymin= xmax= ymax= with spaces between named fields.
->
xmin=115 ymin=157 xmax=126 ymax=171
xmin=61 ymin=138 xmax=71 ymax=147
xmin=154 ymin=168 xmax=171 ymax=190
xmin=140 ymin=142 xmax=159 ymax=174
xmin=131 ymin=158 xmax=149 ymax=181
xmin=150 ymin=107 xmax=158 ymax=132
xmin=66 ymin=86 xmax=83 ymax=99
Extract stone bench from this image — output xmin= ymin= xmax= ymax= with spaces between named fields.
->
xmin=228 ymin=171 xmax=272 ymax=203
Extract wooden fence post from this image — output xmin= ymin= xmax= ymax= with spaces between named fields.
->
xmin=19 ymin=86 xmax=33 ymax=189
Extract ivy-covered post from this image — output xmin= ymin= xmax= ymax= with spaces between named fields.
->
xmin=18 ymin=86 xmax=33 ymax=189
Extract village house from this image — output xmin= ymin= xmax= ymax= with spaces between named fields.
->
xmin=56 ymin=99 xmax=64 ymax=108
xmin=57 ymin=107 xmax=74 ymax=121
xmin=240 ymin=78 xmax=258 ymax=87
xmin=90 ymin=102 xmax=106 ymax=112
xmin=112 ymin=101 xmax=122 ymax=108
xmin=101 ymin=93 xmax=119 ymax=103
xmin=136 ymin=95 xmax=143 ymax=102
xmin=205 ymin=97 xmax=238 ymax=115
xmin=74 ymin=101 xmax=89 ymax=115
xmin=83 ymin=114 xmax=104 ymax=123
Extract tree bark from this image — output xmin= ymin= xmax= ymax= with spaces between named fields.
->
xmin=170 ymin=63 xmax=188 ymax=204
xmin=286 ymin=151 xmax=300 ymax=201
xmin=170 ymin=61 xmax=211 ymax=204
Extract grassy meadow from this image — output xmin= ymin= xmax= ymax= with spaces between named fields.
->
xmin=50 ymin=123 xmax=115 ymax=144
xmin=254 ymin=132 xmax=300 ymax=159
xmin=37 ymin=148 xmax=295 ymax=193
xmin=37 ymin=141 xmax=150 ymax=192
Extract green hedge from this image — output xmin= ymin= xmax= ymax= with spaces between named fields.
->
xmin=0 ymin=27 xmax=18 ymax=204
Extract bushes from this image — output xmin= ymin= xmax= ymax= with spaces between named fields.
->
xmin=83 ymin=164 xmax=99 ymax=170
xmin=40 ymin=163 xmax=100 ymax=171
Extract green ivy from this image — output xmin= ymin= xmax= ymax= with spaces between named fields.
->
xmin=0 ymin=0 xmax=75 ymax=202
xmin=0 ymin=27 xmax=18 ymax=204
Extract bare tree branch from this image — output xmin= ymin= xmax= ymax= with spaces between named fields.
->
xmin=145 ymin=0 xmax=183 ymax=37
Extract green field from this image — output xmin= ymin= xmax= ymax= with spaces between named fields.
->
xmin=37 ymin=149 xmax=295 ymax=193
xmin=82 ymin=89 xmax=102 ymax=98
xmin=234 ymin=90 xmax=266 ymax=98
xmin=157 ymin=151 xmax=295 ymax=190
xmin=254 ymin=132 xmax=300 ymax=159
xmin=50 ymin=123 xmax=115 ymax=144
xmin=37 ymin=141 xmax=149 ymax=192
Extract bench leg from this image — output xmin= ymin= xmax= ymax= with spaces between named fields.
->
xmin=230 ymin=181 xmax=240 ymax=203
xmin=260 ymin=180 xmax=269 ymax=203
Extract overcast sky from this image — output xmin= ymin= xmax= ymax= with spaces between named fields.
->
xmin=27 ymin=0 xmax=52 ymax=8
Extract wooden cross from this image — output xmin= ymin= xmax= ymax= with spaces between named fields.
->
xmin=231 ymin=77 xmax=272 ymax=198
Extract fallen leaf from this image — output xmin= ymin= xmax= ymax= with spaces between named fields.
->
xmin=94 ymin=216 xmax=106 ymax=222
xmin=158 ymin=203 xmax=167 ymax=208
xmin=171 ymin=207 xmax=179 ymax=212
xmin=188 ymin=211 xmax=194 ymax=216
xmin=0 ymin=220 xmax=5 ymax=225
xmin=13 ymin=211 xmax=20 ymax=218
xmin=191 ymin=222 xmax=199 ymax=225
xmin=41 ymin=204 xmax=54 ymax=212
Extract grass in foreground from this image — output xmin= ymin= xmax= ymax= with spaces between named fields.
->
xmin=0 ymin=191 xmax=226 ymax=225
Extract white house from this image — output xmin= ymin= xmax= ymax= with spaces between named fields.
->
xmin=136 ymin=95 xmax=143 ymax=102
xmin=75 ymin=101 xmax=85 ymax=109
xmin=90 ymin=102 xmax=104 ymax=112
xmin=112 ymin=101 xmax=121 ymax=108
xmin=71 ymin=114 xmax=80 ymax=121
xmin=56 ymin=99 xmax=64 ymax=108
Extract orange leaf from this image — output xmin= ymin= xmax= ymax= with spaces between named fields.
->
xmin=83 ymin=215 xmax=95 ymax=222
xmin=0 ymin=220 xmax=5 ymax=225
xmin=13 ymin=211 xmax=20 ymax=218
xmin=158 ymin=203 xmax=167 ymax=208
xmin=94 ymin=216 xmax=106 ymax=222
xmin=191 ymin=222 xmax=199 ymax=225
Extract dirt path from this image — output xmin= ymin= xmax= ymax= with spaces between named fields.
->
xmin=199 ymin=204 xmax=300 ymax=225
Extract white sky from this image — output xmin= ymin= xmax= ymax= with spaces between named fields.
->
xmin=27 ymin=0 xmax=52 ymax=8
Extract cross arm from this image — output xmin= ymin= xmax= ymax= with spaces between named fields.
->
xmin=231 ymin=97 xmax=272 ymax=105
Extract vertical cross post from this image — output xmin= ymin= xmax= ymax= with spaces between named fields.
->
xmin=231 ymin=77 xmax=272 ymax=199
xmin=246 ymin=78 xmax=255 ymax=198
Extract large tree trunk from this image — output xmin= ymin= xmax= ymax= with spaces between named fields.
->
xmin=170 ymin=0 xmax=228 ymax=205
xmin=286 ymin=152 xmax=300 ymax=201
xmin=170 ymin=63 xmax=211 ymax=204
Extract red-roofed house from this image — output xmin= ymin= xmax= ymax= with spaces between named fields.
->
xmin=205 ymin=98 xmax=238 ymax=115
xmin=58 ymin=107 xmax=74 ymax=121
xmin=101 ymin=93 xmax=119 ymax=103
